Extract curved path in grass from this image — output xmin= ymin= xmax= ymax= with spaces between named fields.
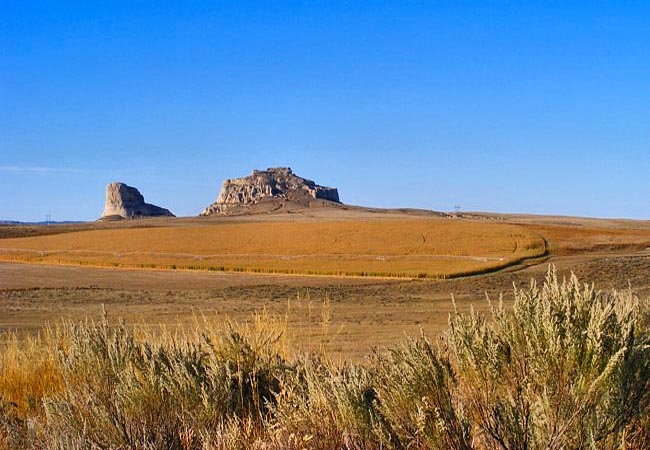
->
xmin=0 ymin=219 xmax=547 ymax=279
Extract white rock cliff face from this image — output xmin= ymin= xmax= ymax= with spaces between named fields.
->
xmin=201 ymin=167 xmax=340 ymax=215
xmin=100 ymin=182 xmax=174 ymax=219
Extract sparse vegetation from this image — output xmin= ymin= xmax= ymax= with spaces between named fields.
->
xmin=1 ymin=268 xmax=648 ymax=449
xmin=0 ymin=219 xmax=546 ymax=278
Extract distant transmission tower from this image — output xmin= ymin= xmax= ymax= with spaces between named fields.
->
xmin=46 ymin=213 xmax=52 ymax=225
xmin=454 ymin=205 xmax=460 ymax=216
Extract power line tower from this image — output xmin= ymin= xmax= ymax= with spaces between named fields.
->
xmin=45 ymin=213 xmax=52 ymax=226
xmin=454 ymin=205 xmax=460 ymax=216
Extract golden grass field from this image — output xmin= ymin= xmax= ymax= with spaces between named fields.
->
xmin=0 ymin=218 xmax=546 ymax=278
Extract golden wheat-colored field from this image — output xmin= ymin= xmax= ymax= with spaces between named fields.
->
xmin=0 ymin=218 xmax=545 ymax=278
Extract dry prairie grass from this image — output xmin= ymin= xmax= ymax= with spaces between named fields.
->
xmin=0 ymin=219 xmax=545 ymax=278
xmin=0 ymin=270 xmax=648 ymax=449
xmin=523 ymin=223 xmax=650 ymax=255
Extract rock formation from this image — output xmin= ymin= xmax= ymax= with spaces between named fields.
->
xmin=100 ymin=182 xmax=174 ymax=220
xmin=201 ymin=167 xmax=340 ymax=215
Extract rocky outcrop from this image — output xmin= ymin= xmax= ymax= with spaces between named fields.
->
xmin=100 ymin=182 xmax=174 ymax=220
xmin=201 ymin=167 xmax=340 ymax=215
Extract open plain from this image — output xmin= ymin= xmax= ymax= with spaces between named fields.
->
xmin=1 ymin=209 xmax=649 ymax=359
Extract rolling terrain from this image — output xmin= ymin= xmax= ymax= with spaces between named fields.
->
xmin=0 ymin=216 xmax=545 ymax=278
xmin=1 ymin=208 xmax=649 ymax=357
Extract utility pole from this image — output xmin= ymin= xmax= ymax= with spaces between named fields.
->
xmin=46 ymin=213 xmax=52 ymax=225
xmin=454 ymin=205 xmax=460 ymax=216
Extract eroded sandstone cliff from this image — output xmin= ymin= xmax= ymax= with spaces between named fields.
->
xmin=100 ymin=182 xmax=174 ymax=220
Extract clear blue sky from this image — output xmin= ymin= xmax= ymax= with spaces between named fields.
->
xmin=2 ymin=1 xmax=649 ymax=221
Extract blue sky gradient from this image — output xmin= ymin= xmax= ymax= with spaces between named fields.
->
xmin=2 ymin=1 xmax=649 ymax=221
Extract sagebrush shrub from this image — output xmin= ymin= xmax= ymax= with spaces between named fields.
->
xmin=447 ymin=268 xmax=650 ymax=450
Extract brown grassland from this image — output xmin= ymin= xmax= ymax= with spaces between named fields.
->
xmin=0 ymin=218 xmax=546 ymax=278
xmin=1 ymin=210 xmax=650 ymax=448
xmin=1 ymin=211 xmax=650 ymax=359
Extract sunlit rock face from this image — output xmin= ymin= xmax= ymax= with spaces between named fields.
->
xmin=201 ymin=167 xmax=340 ymax=215
xmin=100 ymin=182 xmax=174 ymax=220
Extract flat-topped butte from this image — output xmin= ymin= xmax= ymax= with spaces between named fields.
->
xmin=201 ymin=167 xmax=340 ymax=215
